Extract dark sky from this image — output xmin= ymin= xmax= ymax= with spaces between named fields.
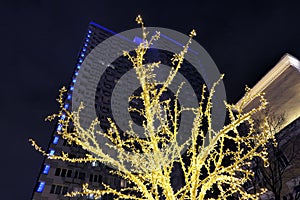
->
xmin=1 ymin=0 xmax=300 ymax=199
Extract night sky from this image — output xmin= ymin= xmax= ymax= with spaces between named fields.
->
xmin=1 ymin=1 xmax=300 ymax=199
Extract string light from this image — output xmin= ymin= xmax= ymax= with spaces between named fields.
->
xmin=31 ymin=16 xmax=275 ymax=200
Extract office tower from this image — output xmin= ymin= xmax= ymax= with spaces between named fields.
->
xmin=32 ymin=22 xmax=126 ymax=200
xmin=32 ymin=21 xmax=212 ymax=200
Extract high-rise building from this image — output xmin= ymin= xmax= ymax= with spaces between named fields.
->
xmin=32 ymin=22 xmax=213 ymax=200
xmin=32 ymin=22 xmax=125 ymax=200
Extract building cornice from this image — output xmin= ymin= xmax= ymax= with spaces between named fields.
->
xmin=236 ymin=53 xmax=300 ymax=109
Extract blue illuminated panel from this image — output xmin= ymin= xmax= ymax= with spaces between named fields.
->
xmin=61 ymin=114 xmax=66 ymax=120
xmin=57 ymin=124 xmax=62 ymax=131
xmin=49 ymin=149 xmax=55 ymax=156
xmin=36 ymin=181 xmax=45 ymax=193
xmin=42 ymin=165 xmax=50 ymax=174
xmin=53 ymin=136 xmax=59 ymax=144
xmin=64 ymin=104 xmax=69 ymax=109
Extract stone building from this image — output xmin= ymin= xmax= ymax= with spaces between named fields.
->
xmin=236 ymin=54 xmax=300 ymax=199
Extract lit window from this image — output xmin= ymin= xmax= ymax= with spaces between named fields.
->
xmin=36 ymin=181 xmax=45 ymax=193
xmin=57 ymin=124 xmax=62 ymax=131
xmin=120 ymin=179 xmax=127 ymax=187
xmin=61 ymin=114 xmax=66 ymax=120
xmin=42 ymin=165 xmax=50 ymax=174
xmin=87 ymin=194 xmax=94 ymax=199
xmin=91 ymin=161 xmax=99 ymax=167
xmin=53 ymin=136 xmax=59 ymax=144
xmin=49 ymin=149 xmax=55 ymax=156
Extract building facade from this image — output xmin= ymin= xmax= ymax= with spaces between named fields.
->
xmin=236 ymin=54 xmax=300 ymax=200
xmin=32 ymin=22 xmax=210 ymax=200
xmin=32 ymin=22 xmax=125 ymax=200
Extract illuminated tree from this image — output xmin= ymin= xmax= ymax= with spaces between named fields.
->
xmin=30 ymin=16 xmax=276 ymax=200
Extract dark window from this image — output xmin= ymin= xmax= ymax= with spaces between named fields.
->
xmin=55 ymin=168 xmax=61 ymax=176
xmin=50 ymin=185 xmax=68 ymax=195
xmin=61 ymin=169 xmax=67 ymax=177
xmin=94 ymin=175 xmax=98 ymax=182
xmin=98 ymin=175 xmax=102 ymax=183
xmin=55 ymin=185 xmax=62 ymax=194
xmin=89 ymin=174 xmax=93 ymax=182
xmin=79 ymin=172 xmax=85 ymax=180
xmin=50 ymin=185 xmax=55 ymax=194
xmin=67 ymin=169 xmax=72 ymax=177
xmin=74 ymin=171 xmax=78 ymax=178
xmin=62 ymin=186 xmax=68 ymax=195
xmin=277 ymin=150 xmax=289 ymax=169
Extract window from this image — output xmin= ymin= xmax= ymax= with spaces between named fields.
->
xmin=36 ymin=181 xmax=45 ymax=193
xmin=89 ymin=174 xmax=102 ymax=183
xmin=42 ymin=165 xmax=50 ymax=175
xmin=67 ymin=169 xmax=72 ymax=177
xmin=94 ymin=175 xmax=98 ymax=182
xmin=61 ymin=169 xmax=67 ymax=177
xmin=74 ymin=171 xmax=78 ymax=178
xmin=52 ymin=136 xmax=59 ymax=144
xmin=91 ymin=161 xmax=99 ymax=167
xmin=55 ymin=168 xmax=72 ymax=178
xmin=277 ymin=150 xmax=289 ymax=170
xmin=57 ymin=124 xmax=62 ymax=131
xmin=50 ymin=185 xmax=55 ymax=194
xmin=78 ymin=172 xmax=86 ymax=180
xmin=50 ymin=184 xmax=68 ymax=195
xmin=120 ymin=179 xmax=127 ymax=188
xmin=55 ymin=185 xmax=62 ymax=194
xmin=49 ymin=149 xmax=55 ymax=156
xmin=62 ymin=186 xmax=68 ymax=195
xmin=55 ymin=168 xmax=61 ymax=176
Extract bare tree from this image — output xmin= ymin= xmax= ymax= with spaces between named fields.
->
xmin=251 ymin=109 xmax=300 ymax=200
